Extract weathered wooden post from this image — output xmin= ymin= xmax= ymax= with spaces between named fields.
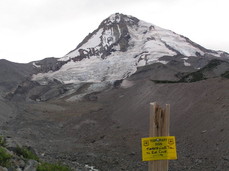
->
xmin=141 ymin=102 xmax=176 ymax=171
xmin=148 ymin=102 xmax=170 ymax=171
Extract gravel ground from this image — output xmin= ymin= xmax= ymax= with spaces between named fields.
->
xmin=0 ymin=76 xmax=229 ymax=170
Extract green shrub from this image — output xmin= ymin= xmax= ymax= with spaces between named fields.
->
xmin=15 ymin=146 xmax=39 ymax=161
xmin=0 ymin=147 xmax=12 ymax=167
xmin=204 ymin=59 xmax=223 ymax=71
xmin=37 ymin=162 xmax=71 ymax=171
xmin=221 ymin=71 xmax=229 ymax=78
xmin=0 ymin=136 xmax=6 ymax=147
xmin=180 ymin=71 xmax=205 ymax=83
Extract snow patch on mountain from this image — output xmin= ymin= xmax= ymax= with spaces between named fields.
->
xmin=32 ymin=62 xmax=41 ymax=68
xmin=81 ymin=28 xmax=103 ymax=49
xmin=127 ymin=22 xmax=177 ymax=64
xmin=33 ymin=50 xmax=139 ymax=84
xmin=155 ymin=27 xmax=204 ymax=56
xmin=184 ymin=60 xmax=191 ymax=66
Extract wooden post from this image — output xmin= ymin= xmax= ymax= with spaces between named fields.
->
xmin=148 ymin=102 xmax=170 ymax=171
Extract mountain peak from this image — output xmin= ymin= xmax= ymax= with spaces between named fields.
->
xmin=62 ymin=13 xmax=140 ymax=62
xmin=62 ymin=12 xmax=211 ymax=63
xmin=104 ymin=13 xmax=122 ymax=25
xmin=102 ymin=13 xmax=139 ymax=26
xmin=32 ymin=13 xmax=228 ymax=85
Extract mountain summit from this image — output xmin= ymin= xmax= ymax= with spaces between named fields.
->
xmin=63 ymin=13 xmax=221 ymax=61
xmin=32 ymin=13 xmax=228 ymax=85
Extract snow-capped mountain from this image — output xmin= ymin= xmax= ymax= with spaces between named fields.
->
xmin=32 ymin=13 xmax=228 ymax=85
xmin=2 ymin=14 xmax=229 ymax=171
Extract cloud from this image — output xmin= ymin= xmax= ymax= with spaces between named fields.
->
xmin=0 ymin=0 xmax=228 ymax=63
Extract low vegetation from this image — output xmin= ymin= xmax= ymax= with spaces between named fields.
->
xmin=37 ymin=162 xmax=72 ymax=171
xmin=179 ymin=71 xmax=205 ymax=82
xmin=0 ymin=146 xmax=12 ymax=167
xmin=203 ymin=59 xmax=223 ymax=71
xmin=221 ymin=71 xmax=229 ymax=78
xmin=0 ymin=136 xmax=6 ymax=147
xmin=0 ymin=135 xmax=72 ymax=170
xmin=15 ymin=146 xmax=39 ymax=161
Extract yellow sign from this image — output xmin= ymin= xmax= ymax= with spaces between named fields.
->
xmin=141 ymin=136 xmax=177 ymax=161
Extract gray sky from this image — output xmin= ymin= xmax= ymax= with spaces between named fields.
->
xmin=0 ymin=0 xmax=228 ymax=63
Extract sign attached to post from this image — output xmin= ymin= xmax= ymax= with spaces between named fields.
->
xmin=141 ymin=136 xmax=177 ymax=161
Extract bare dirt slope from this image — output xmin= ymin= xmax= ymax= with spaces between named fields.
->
xmin=99 ymin=77 xmax=229 ymax=170
xmin=1 ymin=71 xmax=229 ymax=171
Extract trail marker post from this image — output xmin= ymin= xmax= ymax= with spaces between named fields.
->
xmin=141 ymin=102 xmax=177 ymax=171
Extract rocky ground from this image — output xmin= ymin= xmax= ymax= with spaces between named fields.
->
xmin=1 ymin=75 xmax=229 ymax=170
xmin=0 ymin=59 xmax=229 ymax=170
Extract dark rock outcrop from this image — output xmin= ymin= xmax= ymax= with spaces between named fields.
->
xmin=67 ymin=13 xmax=138 ymax=61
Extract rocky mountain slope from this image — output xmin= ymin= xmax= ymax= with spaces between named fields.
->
xmin=0 ymin=13 xmax=229 ymax=171
xmin=0 ymin=59 xmax=34 ymax=91
xmin=1 ymin=67 xmax=228 ymax=171
xmin=5 ymin=13 xmax=229 ymax=103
